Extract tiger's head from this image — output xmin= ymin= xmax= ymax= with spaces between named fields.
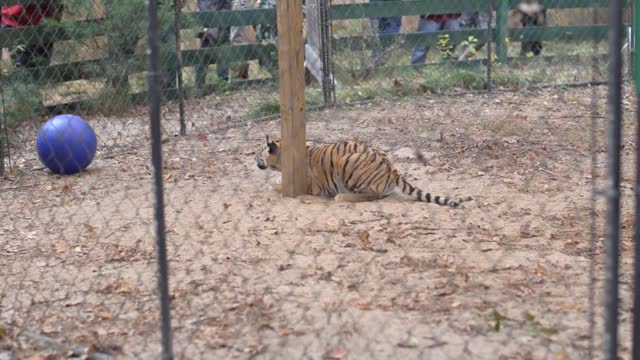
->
xmin=256 ymin=135 xmax=281 ymax=171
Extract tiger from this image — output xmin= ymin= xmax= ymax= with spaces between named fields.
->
xmin=255 ymin=135 xmax=472 ymax=207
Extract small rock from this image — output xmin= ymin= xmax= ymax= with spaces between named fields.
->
xmin=0 ymin=352 xmax=15 ymax=360
xmin=165 ymin=158 xmax=183 ymax=170
xmin=393 ymin=147 xmax=416 ymax=159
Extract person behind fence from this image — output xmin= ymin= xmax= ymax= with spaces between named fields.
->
xmin=196 ymin=0 xmax=232 ymax=83
xmin=457 ymin=11 xmax=491 ymax=61
xmin=230 ymin=0 xmax=256 ymax=79
xmin=255 ymin=0 xmax=277 ymax=43
xmin=1 ymin=1 xmax=63 ymax=68
xmin=410 ymin=12 xmax=462 ymax=64
xmin=368 ymin=0 xmax=402 ymax=64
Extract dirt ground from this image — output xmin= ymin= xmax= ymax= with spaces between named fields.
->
xmin=1 ymin=85 xmax=638 ymax=359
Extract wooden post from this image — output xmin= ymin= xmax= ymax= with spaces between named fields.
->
xmin=495 ymin=0 xmax=509 ymax=63
xmin=277 ymin=0 xmax=307 ymax=197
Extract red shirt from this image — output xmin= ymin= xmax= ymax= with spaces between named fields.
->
xmin=422 ymin=14 xmax=461 ymax=23
xmin=1 ymin=4 xmax=60 ymax=27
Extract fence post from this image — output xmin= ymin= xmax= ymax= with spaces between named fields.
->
xmin=634 ymin=0 xmax=639 ymax=84
xmin=632 ymin=0 xmax=640 ymax=358
xmin=495 ymin=0 xmax=508 ymax=63
xmin=147 ymin=0 xmax=174 ymax=359
xmin=276 ymin=0 xmax=307 ymax=197
xmin=0 ymin=106 xmax=4 ymax=176
xmin=173 ymin=0 xmax=186 ymax=136
xmin=486 ymin=0 xmax=494 ymax=91
xmin=604 ymin=0 xmax=624 ymax=359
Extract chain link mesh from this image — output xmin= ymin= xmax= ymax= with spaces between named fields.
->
xmin=0 ymin=0 xmax=635 ymax=358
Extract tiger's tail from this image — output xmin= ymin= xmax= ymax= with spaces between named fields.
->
xmin=395 ymin=176 xmax=472 ymax=208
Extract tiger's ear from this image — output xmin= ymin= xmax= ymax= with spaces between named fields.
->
xmin=266 ymin=135 xmax=278 ymax=153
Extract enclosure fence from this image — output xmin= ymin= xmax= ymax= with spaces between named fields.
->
xmin=0 ymin=0 xmax=638 ymax=359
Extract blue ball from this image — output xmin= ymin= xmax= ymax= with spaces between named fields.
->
xmin=36 ymin=114 xmax=97 ymax=175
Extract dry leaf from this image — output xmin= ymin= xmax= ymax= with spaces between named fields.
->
xmin=353 ymin=302 xmax=370 ymax=311
xmin=327 ymin=345 xmax=348 ymax=360
xmin=25 ymin=355 xmax=46 ymax=360
xmin=93 ymin=328 xmax=108 ymax=337
xmin=534 ymin=264 xmax=546 ymax=276
xmin=554 ymin=352 xmax=569 ymax=360
xmin=165 ymin=172 xmax=172 ymax=181
xmin=96 ymin=312 xmax=112 ymax=320
xmin=113 ymin=281 xmax=131 ymax=294
xmin=557 ymin=302 xmax=583 ymax=311
xmin=357 ymin=231 xmax=370 ymax=245
xmin=223 ymin=203 xmax=231 ymax=210
xmin=62 ymin=184 xmax=70 ymax=193
xmin=54 ymin=243 xmax=70 ymax=253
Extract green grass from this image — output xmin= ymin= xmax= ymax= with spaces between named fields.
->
xmin=247 ymin=90 xmax=324 ymax=119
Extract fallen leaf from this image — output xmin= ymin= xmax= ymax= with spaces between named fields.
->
xmin=326 ymin=345 xmax=348 ymax=359
xmin=539 ymin=326 xmax=558 ymax=335
xmin=493 ymin=311 xmax=505 ymax=332
xmin=62 ymin=184 xmax=70 ymax=193
xmin=353 ymin=302 xmax=370 ymax=311
xmin=54 ymin=243 xmax=70 ymax=253
xmin=557 ymin=302 xmax=584 ymax=311
xmin=96 ymin=312 xmax=112 ymax=320
xmin=278 ymin=264 xmax=292 ymax=271
xmin=165 ymin=172 xmax=172 ymax=181
xmin=223 ymin=203 xmax=231 ymax=210
xmin=555 ymin=352 xmax=569 ymax=360
xmin=436 ymin=288 xmax=456 ymax=297
xmin=357 ymin=231 xmax=370 ymax=246
xmin=25 ymin=355 xmax=45 ymax=360
xmin=113 ymin=281 xmax=131 ymax=294
xmin=534 ymin=264 xmax=546 ymax=276
xmin=397 ymin=338 xmax=418 ymax=348
xmin=198 ymin=132 xmax=208 ymax=142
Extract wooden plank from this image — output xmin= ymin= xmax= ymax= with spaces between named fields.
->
xmin=333 ymin=25 xmax=613 ymax=51
xmin=276 ymin=0 xmax=307 ymax=197
xmin=329 ymin=0 xmax=610 ymax=20
xmin=0 ymin=0 xmax=49 ymax=5
xmin=7 ymin=23 xmax=613 ymax=85
xmin=186 ymin=8 xmax=275 ymax=27
xmin=0 ymin=19 xmax=103 ymax=48
xmin=181 ymin=43 xmax=277 ymax=66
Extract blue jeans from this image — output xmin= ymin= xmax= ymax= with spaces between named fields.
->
xmin=411 ymin=18 xmax=461 ymax=64
xmin=369 ymin=0 xmax=401 ymax=63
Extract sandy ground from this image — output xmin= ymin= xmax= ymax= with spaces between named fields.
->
xmin=1 ymin=85 xmax=638 ymax=359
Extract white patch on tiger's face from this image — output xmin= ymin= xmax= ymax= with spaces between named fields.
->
xmin=256 ymin=135 xmax=282 ymax=171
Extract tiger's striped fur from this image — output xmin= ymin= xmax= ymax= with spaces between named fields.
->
xmin=256 ymin=135 xmax=472 ymax=207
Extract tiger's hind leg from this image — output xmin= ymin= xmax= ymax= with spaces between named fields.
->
xmin=335 ymin=193 xmax=384 ymax=203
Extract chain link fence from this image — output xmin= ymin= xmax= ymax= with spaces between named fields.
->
xmin=0 ymin=0 xmax=637 ymax=359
